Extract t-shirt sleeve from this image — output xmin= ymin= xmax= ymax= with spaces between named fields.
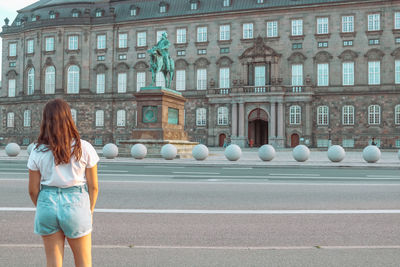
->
xmin=85 ymin=142 xmax=100 ymax=168
xmin=27 ymin=151 xmax=39 ymax=171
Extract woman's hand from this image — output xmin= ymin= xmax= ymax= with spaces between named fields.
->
xmin=28 ymin=170 xmax=41 ymax=206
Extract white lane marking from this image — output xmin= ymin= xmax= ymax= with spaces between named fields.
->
xmin=2 ymin=207 xmax=400 ymax=214
xmin=144 ymin=166 xmax=185 ymax=169
xmin=222 ymin=167 xmax=253 ymax=170
xmin=0 ymin=168 xmax=27 ymax=171
xmin=99 ymin=170 xmax=129 ymax=173
xmin=367 ymin=175 xmax=400 ymax=178
xmin=269 ymin=173 xmax=320 ymax=176
xmin=173 ymin=172 xmax=220 ymax=175
xmin=2 ymin=244 xmax=400 ymax=250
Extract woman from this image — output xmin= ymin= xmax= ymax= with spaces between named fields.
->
xmin=28 ymin=98 xmax=99 ymax=267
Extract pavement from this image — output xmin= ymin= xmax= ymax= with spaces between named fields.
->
xmin=1 ymin=147 xmax=399 ymax=168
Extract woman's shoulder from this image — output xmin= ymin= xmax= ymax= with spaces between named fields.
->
xmin=80 ymin=139 xmax=97 ymax=152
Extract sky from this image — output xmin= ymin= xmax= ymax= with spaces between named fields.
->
xmin=0 ymin=0 xmax=38 ymax=81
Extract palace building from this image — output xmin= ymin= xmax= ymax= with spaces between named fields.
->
xmin=1 ymin=0 xmax=400 ymax=148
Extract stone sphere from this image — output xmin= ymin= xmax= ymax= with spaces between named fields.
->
xmin=161 ymin=144 xmax=177 ymax=160
xmin=292 ymin=145 xmax=310 ymax=162
xmin=192 ymin=144 xmax=209 ymax=161
xmin=224 ymin=144 xmax=241 ymax=161
xmin=258 ymin=144 xmax=276 ymax=161
xmin=5 ymin=143 xmax=21 ymax=157
xmin=131 ymin=144 xmax=147 ymax=159
xmin=27 ymin=143 xmax=36 ymax=155
xmin=327 ymin=145 xmax=346 ymax=162
xmin=362 ymin=145 xmax=381 ymax=163
xmin=102 ymin=143 xmax=118 ymax=159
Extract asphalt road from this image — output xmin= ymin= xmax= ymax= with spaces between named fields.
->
xmin=0 ymin=161 xmax=399 ymax=266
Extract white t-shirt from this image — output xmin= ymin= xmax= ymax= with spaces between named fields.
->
xmin=27 ymin=139 xmax=99 ymax=188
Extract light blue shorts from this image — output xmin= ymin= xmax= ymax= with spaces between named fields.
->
xmin=34 ymin=185 xmax=92 ymax=239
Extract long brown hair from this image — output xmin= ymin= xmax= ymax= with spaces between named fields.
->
xmin=36 ymin=98 xmax=82 ymax=165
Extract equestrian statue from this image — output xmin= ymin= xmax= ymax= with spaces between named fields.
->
xmin=147 ymin=32 xmax=175 ymax=89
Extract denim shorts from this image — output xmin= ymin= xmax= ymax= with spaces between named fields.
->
xmin=34 ymin=185 xmax=92 ymax=239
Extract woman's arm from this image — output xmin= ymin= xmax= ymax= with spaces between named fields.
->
xmin=28 ymin=170 xmax=41 ymax=206
xmin=85 ymin=165 xmax=99 ymax=213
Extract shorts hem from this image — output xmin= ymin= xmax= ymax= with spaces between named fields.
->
xmin=34 ymin=229 xmax=61 ymax=237
xmin=65 ymin=228 xmax=92 ymax=239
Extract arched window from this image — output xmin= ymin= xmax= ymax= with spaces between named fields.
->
xmin=196 ymin=108 xmax=207 ymax=126
xmin=342 ymin=105 xmax=354 ymax=125
xmin=317 ymin=106 xmax=329 ymax=125
xmin=117 ymin=110 xmax=126 ymax=127
xmin=71 ymin=109 xmax=77 ymax=124
xmin=27 ymin=68 xmax=35 ymax=95
xmin=395 ymin=105 xmax=400 ymax=125
xmin=156 ymin=72 xmax=165 ymax=87
xmin=45 ymin=66 xmax=55 ymax=94
xmin=217 ymin=107 xmax=228 ymax=125
xmin=95 ymin=110 xmax=104 ymax=127
xmin=368 ymin=105 xmax=380 ymax=125
xmin=67 ymin=65 xmax=79 ymax=93
xmin=24 ymin=110 xmax=31 ymax=127
xmin=7 ymin=112 xmax=15 ymax=128
xmin=289 ymin=105 xmax=301 ymax=124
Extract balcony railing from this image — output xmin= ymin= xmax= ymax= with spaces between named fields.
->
xmin=207 ymin=85 xmax=310 ymax=96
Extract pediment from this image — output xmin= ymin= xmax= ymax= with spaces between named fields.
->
xmin=239 ymin=37 xmax=280 ymax=60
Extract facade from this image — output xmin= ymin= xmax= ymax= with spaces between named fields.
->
xmin=1 ymin=0 xmax=400 ymax=148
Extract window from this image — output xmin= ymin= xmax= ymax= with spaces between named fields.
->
xmin=176 ymin=70 xmax=186 ymax=91
xmin=97 ymin=35 xmax=106 ymax=49
xmin=197 ymin=49 xmax=207 ymax=55
xmin=220 ymin=47 xmax=229 ymax=54
xmin=117 ymin=110 xmax=126 ymax=127
xmin=95 ymin=110 xmax=104 ymax=127
xmin=396 ymin=37 xmax=400 ymax=44
xmin=119 ymin=54 xmax=127 ymax=60
xmin=317 ymin=139 xmax=329 ymax=148
xmin=118 ymin=33 xmax=128 ymax=48
xmin=137 ymin=53 xmax=145 ymax=59
xmin=292 ymin=43 xmax=302 ymax=49
xmin=342 ymin=139 xmax=355 ymax=148
xmin=16 ymin=21 xmax=21 ymax=26
xmin=342 ymin=105 xmax=354 ymax=125
xmin=318 ymin=42 xmax=328 ymax=48
xmin=368 ymin=61 xmax=380 ymax=85
xmin=72 ymin=11 xmax=79 ymax=18
xmin=317 ymin=17 xmax=329 ymax=34
xmin=71 ymin=109 xmax=77 ymax=124
xmin=257 ymin=0 xmax=264 ymax=3
xmin=96 ymin=73 xmax=105 ymax=94
xmin=291 ymin=19 xmax=303 ymax=36
xmin=317 ymin=63 xmax=329 ymax=86
xmin=94 ymin=138 xmax=103 ymax=146
xmin=191 ymin=2 xmax=198 ymax=10
xmin=68 ymin=35 xmax=78 ymax=50
xmin=131 ymin=8 xmax=137 ymax=16
xmin=67 ymin=65 xmax=80 ymax=93
xmin=220 ymin=25 xmax=230 ymax=41
xmin=45 ymin=37 xmax=54 ymax=51
xmin=291 ymin=64 xmax=303 ymax=86
xmin=395 ymin=105 xmax=400 ymax=124
xmin=45 ymin=66 xmax=55 ymax=94
xmin=177 ymin=50 xmax=186 ymax=56
xmin=197 ymin=27 xmax=207 ymax=42
xmin=177 ymin=28 xmax=186 ymax=43
xmin=396 ymin=60 xmax=400 ymax=84
xmin=49 ymin=12 xmax=55 ymax=19
xmin=27 ymin=39 xmax=34 ymax=54
xmin=342 ymin=62 xmax=354 ymax=86
xmin=97 ymin=55 xmax=105 ymax=61
xmin=223 ymin=0 xmax=230 ymax=7
xmin=396 ymin=12 xmax=400 ymax=29
xmin=342 ymin=16 xmax=354 ymax=32
xmin=27 ymin=68 xmax=35 ymax=95
xmin=7 ymin=113 xmax=15 ymax=128
xmin=343 ymin=40 xmax=353 ymax=46
xmin=9 ymin=62 xmax=16 ymax=67
xmin=267 ymin=21 xmax=278 ymax=37
xmin=243 ymin=23 xmax=253 ymax=39
xmin=32 ymin=16 xmax=37 ymax=22
xmin=368 ymin=105 xmax=380 ymax=124
xmin=317 ymin=106 xmax=329 ymax=125
xmin=368 ymin=39 xmax=379 ymax=45
xmin=95 ymin=10 xmax=103 ymax=17
xmin=156 ymin=72 xmax=165 ymax=87
xmin=160 ymin=5 xmax=166 ymax=13
xmin=136 ymin=72 xmax=146 ymax=91
xmin=24 ymin=110 xmax=31 ymax=127
xmin=254 ymin=66 xmax=265 ymax=86
xmin=217 ymin=107 xmax=228 ymax=125
xmin=368 ymin=14 xmax=380 ymax=31
xmin=137 ymin=32 xmax=146 ymax=47
xmin=219 ymin=68 xmax=230 ymax=88
xmin=196 ymin=108 xmax=207 ymax=126
xmin=157 ymin=30 xmax=166 ymax=43
xmin=8 ymin=79 xmax=16 ymax=97
xmin=118 ymin=73 xmax=127 ymax=93
xmin=197 ymin=69 xmax=207 ymax=90
xmin=289 ymin=105 xmax=301 ymax=124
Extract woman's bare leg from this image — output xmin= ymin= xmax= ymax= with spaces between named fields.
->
xmin=67 ymin=233 xmax=92 ymax=267
xmin=42 ymin=231 xmax=65 ymax=267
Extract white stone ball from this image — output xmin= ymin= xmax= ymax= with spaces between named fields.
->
xmin=103 ymin=143 xmax=118 ymax=159
xmin=327 ymin=145 xmax=346 ymax=162
xmin=224 ymin=144 xmax=241 ymax=161
xmin=192 ymin=144 xmax=209 ymax=161
xmin=161 ymin=144 xmax=177 ymax=160
xmin=131 ymin=144 xmax=147 ymax=159
xmin=292 ymin=145 xmax=310 ymax=162
xmin=362 ymin=145 xmax=381 ymax=163
xmin=258 ymin=144 xmax=276 ymax=161
xmin=27 ymin=143 xmax=36 ymax=155
xmin=5 ymin=143 xmax=21 ymax=157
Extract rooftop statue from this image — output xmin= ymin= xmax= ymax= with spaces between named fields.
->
xmin=147 ymin=32 xmax=175 ymax=89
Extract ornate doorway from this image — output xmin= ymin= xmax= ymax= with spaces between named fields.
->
xmin=219 ymin=133 xmax=226 ymax=147
xmin=291 ymin=133 xmax=299 ymax=147
xmin=248 ymin=108 xmax=268 ymax=147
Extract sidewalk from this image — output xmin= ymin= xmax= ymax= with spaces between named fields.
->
xmin=1 ymin=147 xmax=399 ymax=168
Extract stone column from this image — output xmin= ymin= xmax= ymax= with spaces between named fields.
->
xmin=277 ymin=102 xmax=284 ymax=137
xmin=238 ymin=102 xmax=245 ymax=137
xmin=270 ymin=102 xmax=276 ymax=138
xmin=231 ymin=103 xmax=237 ymax=137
